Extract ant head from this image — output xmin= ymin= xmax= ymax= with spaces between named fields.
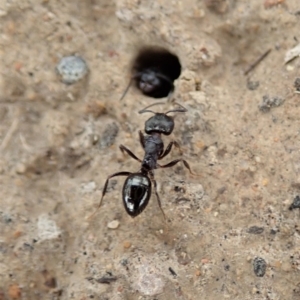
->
xmin=138 ymin=69 xmax=161 ymax=93
xmin=120 ymin=46 xmax=181 ymax=100
xmin=139 ymin=102 xmax=187 ymax=135
xmin=122 ymin=173 xmax=152 ymax=217
xmin=144 ymin=114 xmax=174 ymax=136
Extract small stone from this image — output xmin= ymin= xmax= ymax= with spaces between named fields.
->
xmin=258 ymin=95 xmax=284 ymax=112
xmin=253 ymin=257 xmax=267 ymax=277
xmin=247 ymin=80 xmax=259 ymax=91
xmin=37 ymin=214 xmax=61 ymax=240
xmin=289 ymin=195 xmax=300 ymax=210
xmin=201 ymin=258 xmax=210 ymax=264
xmin=107 ymin=220 xmax=119 ymax=229
xmin=254 ymin=156 xmax=261 ymax=163
xmin=15 ymin=163 xmax=26 ymax=174
xmin=195 ymin=270 xmax=201 ymax=276
xmin=294 ymin=78 xmax=300 ymax=92
xmin=123 ymin=241 xmax=131 ymax=249
xmin=247 ymin=226 xmax=264 ymax=235
xmin=81 ymin=181 xmax=96 ymax=193
xmin=8 ymin=284 xmax=21 ymax=299
xmin=99 ymin=123 xmax=119 ymax=149
xmin=13 ymin=230 xmax=22 ymax=238
xmin=56 ymin=55 xmax=88 ymax=85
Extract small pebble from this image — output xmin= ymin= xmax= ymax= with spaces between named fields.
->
xmin=107 ymin=220 xmax=119 ymax=229
xmin=247 ymin=226 xmax=264 ymax=235
xmin=294 ymin=78 xmax=300 ymax=92
xmin=253 ymin=257 xmax=267 ymax=277
xmin=8 ymin=284 xmax=21 ymax=299
xmin=13 ymin=230 xmax=22 ymax=238
xmin=123 ymin=241 xmax=131 ymax=249
xmin=247 ymin=80 xmax=259 ymax=91
xmin=258 ymin=95 xmax=284 ymax=112
xmin=201 ymin=258 xmax=210 ymax=264
xmin=15 ymin=163 xmax=26 ymax=174
xmin=99 ymin=123 xmax=119 ymax=149
xmin=289 ymin=195 xmax=300 ymax=210
xmin=56 ymin=55 xmax=88 ymax=84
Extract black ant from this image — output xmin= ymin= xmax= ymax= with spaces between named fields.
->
xmin=90 ymin=103 xmax=195 ymax=219
xmin=120 ymin=46 xmax=181 ymax=100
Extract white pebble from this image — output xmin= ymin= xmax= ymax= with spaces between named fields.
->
xmin=56 ymin=55 xmax=88 ymax=84
xmin=107 ymin=220 xmax=120 ymax=229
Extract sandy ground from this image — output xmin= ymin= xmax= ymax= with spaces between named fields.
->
xmin=1 ymin=0 xmax=300 ymax=299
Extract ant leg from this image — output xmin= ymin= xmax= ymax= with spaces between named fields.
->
xmin=158 ymin=141 xmax=182 ymax=160
xmin=88 ymin=171 xmax=131 ymax=220
xmin=149 ymin=171 xmax=166 ymax=220
xmin=158 ymin=159 xmax=196 ymax=175
xmin=119 ymin=145 xmax=142 ymax=163
xmin=139 ymin=130 xmax=145 ymax=149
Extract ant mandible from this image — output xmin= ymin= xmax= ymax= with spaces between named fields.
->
xmin=91 ymin=103 xmax=195 ymax=219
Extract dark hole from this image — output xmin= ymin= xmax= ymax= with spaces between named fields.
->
xmin=131 ymin=46 xmax=181 ymax=99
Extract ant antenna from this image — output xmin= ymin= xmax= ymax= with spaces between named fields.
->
xmin=119 ymin=73 xmax=143 ymax=101
xmin=165 ymin=102 xmax=187 ymax=115
xmin=119 ymin=77 xmax=133 ymax=101
xmin=138 ymin=102 xmax=166 ymax=114
xmin=138 ymin=102 xmax=187 ymax=115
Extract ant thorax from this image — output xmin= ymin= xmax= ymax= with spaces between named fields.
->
xmin=142 ymin=134 xmax=164 ymax=171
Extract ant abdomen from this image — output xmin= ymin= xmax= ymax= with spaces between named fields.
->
xmin=122 ymin=173 xmax=152 ymax=217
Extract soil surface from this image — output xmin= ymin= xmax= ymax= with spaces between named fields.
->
xmin=1 ymin=1 xmax=300 ymax=299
